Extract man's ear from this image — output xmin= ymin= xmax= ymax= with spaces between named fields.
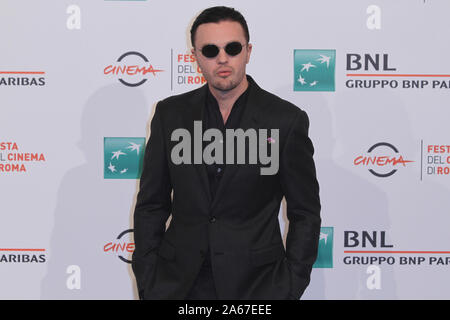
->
xmin=246 ymin=43 xmax=253 ymax=64
xmin=191 ymin=47 xmax=199 ymax=62
xmin=191 ymin=48 xmax=201 ymax=73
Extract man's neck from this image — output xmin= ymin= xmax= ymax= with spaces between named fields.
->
xmin=208 ymin=76 xmax=249 ymax=113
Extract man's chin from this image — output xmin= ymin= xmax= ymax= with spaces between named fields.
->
xmin=211 ymin=79 xmax=238 ymax=92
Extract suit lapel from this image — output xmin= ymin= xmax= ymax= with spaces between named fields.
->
xmin=183 ymin=85 xmax=212 ymax=205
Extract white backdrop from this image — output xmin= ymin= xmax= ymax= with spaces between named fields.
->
xmin=1 ymin=0 xmax=450 ymax=299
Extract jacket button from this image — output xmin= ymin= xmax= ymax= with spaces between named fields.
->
xmin=210 ymin=216 xmax=216 ymax=223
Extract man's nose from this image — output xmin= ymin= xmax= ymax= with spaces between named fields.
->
xmin=216 ymin=48 xmax=229 ymax=64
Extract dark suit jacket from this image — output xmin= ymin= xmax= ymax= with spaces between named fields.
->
xmin=132 ymin=75 xmax=321 ymax=300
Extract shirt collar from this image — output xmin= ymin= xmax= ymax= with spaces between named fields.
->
xmin=206 ymin=76 xmax=252 ymax=108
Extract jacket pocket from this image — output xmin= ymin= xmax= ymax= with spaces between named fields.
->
xmin=157 ymin=240 xmax=176 ymax=261
xmin=250 ymin=243 xmax=285 ymax=267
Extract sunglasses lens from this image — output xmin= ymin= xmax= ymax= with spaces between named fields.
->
xmin=200 ymin=42 xmax=244 ymax=58
xmin=225 ymin=42 xmax=243 ymax=56
xmin=201 ymin=45 xmax=219 ymax=58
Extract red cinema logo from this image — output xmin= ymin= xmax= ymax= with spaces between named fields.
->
xmin=103 ymin=229 xmax=134 ymax=264
xmin=354 ymin=142 xmax=413 ymax=177
xmin=104 ymin=51 xmax=163 ymax=87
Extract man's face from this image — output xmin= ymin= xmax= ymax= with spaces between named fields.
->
xmin=192 ymin=20 xmax=252 ymax=92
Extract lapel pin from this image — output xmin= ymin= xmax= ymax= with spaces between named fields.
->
xmin=267 ymin=137 xmax=276 ymax=144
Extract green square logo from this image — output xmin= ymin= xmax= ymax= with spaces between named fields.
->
xmin=313 ymin=227 xmax=333 ymax=268
xmin=104 ymin=137 xmax=146 ymax=179
xmin=294 ymin=49 xmax=336 ymax=91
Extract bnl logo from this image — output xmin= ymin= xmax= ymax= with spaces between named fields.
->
xmin=104 ymin=137 xmax=145 ymax=179
xmin=294 ymin=49 xmax=336 ymax=92
xmin=313 ymin=227 xmax=333 ymax=268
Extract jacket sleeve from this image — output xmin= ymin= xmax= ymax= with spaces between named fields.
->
xmin=279 ymin=108 xmax=321 ymax=300
xmin=132 ymin=101 xmax=172 ymax=300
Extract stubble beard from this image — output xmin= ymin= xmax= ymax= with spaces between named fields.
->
xmin=206 ymin=69 xmax=246 ymax=93
xmin=211 ymin=78 xmax=238 ymax=92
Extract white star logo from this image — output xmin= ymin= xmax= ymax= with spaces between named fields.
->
xmin=310 ymin=80 xmax=318 ymax=87
xmin=111 ymin=150 xmax=126 ymax=160
xmin=317 ymin=55 xmax=331 ymax=68
xmin=320 ymin=232 xmax=328 ymax=245
xmin=126 ymin=142 xmax=141 ymax=155
xmin=297 ymin=74 xmax=307 ymax=85
xmin=120 ymin=168 xmax=128 ymax=174
xmin=301 ymin=62 xmax=316 ymax=72
xmin=108 ymin=162 xmax=116 ymax=173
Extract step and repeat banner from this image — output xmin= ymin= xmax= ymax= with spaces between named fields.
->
xmin=1 ymin=0 xmax=450 ymax=299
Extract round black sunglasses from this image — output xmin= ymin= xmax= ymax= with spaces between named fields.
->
xmin=200 ymin=41 xmax=245 ymax=58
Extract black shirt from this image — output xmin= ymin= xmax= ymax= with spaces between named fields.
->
xmin=200 ymin=82 xmax=251 ymax=268
xmin=203 ymin=83 xmax=251 ymax=201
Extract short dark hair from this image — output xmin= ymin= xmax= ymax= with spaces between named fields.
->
xmin=190 ymin=6 xmax=250 ymax=47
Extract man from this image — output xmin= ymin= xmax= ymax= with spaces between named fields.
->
xmin=132 ymin=6 xmax=321 ymax=300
